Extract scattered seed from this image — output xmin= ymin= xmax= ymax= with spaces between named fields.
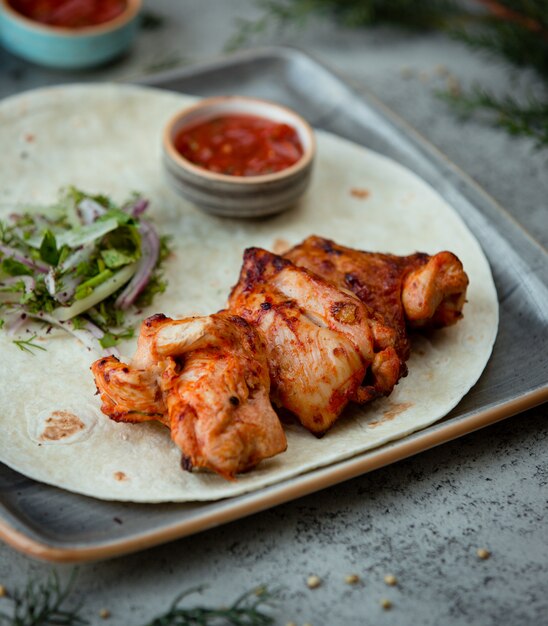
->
xmin=477 ymin=548 xmax=491 ymax=560
xmin=99 ymin=608 xmax=111 ymax=619
xmin=380 ymin=598 xmax=392 ymax=610
xmin=306 ymin=575 xmax=321 ymax=589
xmin=0 ymin=585 xmax=6 ymax=597
xmin=419 ymin=71 xmax=430 ymax=83
xmin=285 ymin=622 xmax=297 ymax=626
xmin=345 ymin=573 xmax=360 ymax=585
xmin=303 ymin=623 xmax=313 ymax=626
xmin=435 ymin=64 xmax=449 ymax=76
xmin=384 ymin=574 xmax=397 ymax=586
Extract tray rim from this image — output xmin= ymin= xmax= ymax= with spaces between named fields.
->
xmin=0 ymin=389 xmax=545 ymax=563
xmin=0 ymin=45 xmax=546 ymax=563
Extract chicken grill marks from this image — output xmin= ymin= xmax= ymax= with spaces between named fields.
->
xmin=228 ymin=248 xmax=402 ymax=435
xmin=91 ymin=235 xmax=468 ymax=480
xmin=285 ymin=236 xmax=469 ymax=361
xmin=92 ymin=312 xmax=287 ymax=480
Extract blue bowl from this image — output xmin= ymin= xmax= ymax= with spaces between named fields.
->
xmin=0 ymin=0 xmax=141 ymax=69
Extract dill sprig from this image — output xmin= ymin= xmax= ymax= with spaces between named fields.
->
xmin=438 ymin=86 xmax=548 ymax=147
xmin=12 ymin=333 xmax=47 ymax=355
xmin=0 ymin=572 xmax=87 ymax=626
xmin=144 ymin=585 xmax=278 ymax=626
xmin=226 ymin=0 xmax=461 ymax=50
xmin=442 ymin=1 xmax=548 ymax=145
xmin=0 ymin=577 xmax=279 ymax=626
xmin=140 ymin=10 xmax=165 ymax=31
xmin=228 ymin=0 xmax=548 ymax=147
xmin=452 ymin=17 xmax=548 ymax=80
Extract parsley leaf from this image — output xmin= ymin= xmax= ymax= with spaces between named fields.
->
xmin=39 ymin=229 xmax=59 ymax=265
xmin=2 ymin=258 xmax=32 ymax=276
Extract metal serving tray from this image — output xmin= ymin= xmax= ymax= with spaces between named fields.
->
xmin=1 ymin=47 xmax=546 ymax=563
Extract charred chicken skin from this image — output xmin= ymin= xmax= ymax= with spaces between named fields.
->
xmin=91 ymin=235 xmax=468 ymax=480
xmin=284 ymin=236 xmax=469 ymax=361
xmin=91 ymin=312 xmax=287 ymax=479
xmin=228 ymin=248 xmax=402 ymax=435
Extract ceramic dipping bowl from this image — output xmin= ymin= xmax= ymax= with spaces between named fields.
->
xmin=0 ymin=0 xmax=141 ymax=69
xmin=162 ymin=96 xmax=316 ymax=218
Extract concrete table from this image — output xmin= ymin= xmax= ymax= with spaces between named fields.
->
xmin=0 ymin=2 xmax=546 ymax=624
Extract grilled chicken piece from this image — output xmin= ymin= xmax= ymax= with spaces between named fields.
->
xmin=285 ymin=236 xmax=469 ymax=361
xmin=91 ymin=312 xmax=287 ymax=480
xmin=91 ymin=356 xmax=167 ymax=425
xmin=228 ymin=248 xmax=401 ymax=435
xmin=401 ymin=251 xmax=469 ymax=329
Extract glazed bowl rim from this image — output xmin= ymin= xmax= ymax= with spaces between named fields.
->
xmin=162 ymin=95 xmax=316 ymax=186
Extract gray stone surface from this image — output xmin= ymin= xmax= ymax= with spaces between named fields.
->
xmin=0 ymin=2 xmax=546 ymax=625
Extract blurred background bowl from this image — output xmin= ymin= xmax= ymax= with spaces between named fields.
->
xmin=162 ymin=95 xmax=316 ymax=218
xmin=0 ymin=0 xmax=141 ymax=69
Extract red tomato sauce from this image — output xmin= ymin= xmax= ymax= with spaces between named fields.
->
xmin=8 ymin=0 xmax=127 ymax=28
xmin=174 ymin=114 xmax=304 ymax=177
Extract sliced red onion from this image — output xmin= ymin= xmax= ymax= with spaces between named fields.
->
xmin=4 ymin=311 xmax=28 ymax=336
xmin=81 ymin=318 xmax=107 ymax=340
xmin=0 ymin=276 xmax=34 ymax=304
xmin=0 ymin=275 xmax=35 ymax=293
xmin=68 ymin=319 xmax=120 ymax=357
xmin=77 ymin=198 xmax=107 ymax=225
xmin=29 ymin=311 xmax=119 ymax=357
xmin=114 ymin=220 xmax=159 ymax=310
xmin=53 ymin=274 xmax=81 ymax=304
xmin=0 ymin=243 xmax=49 ymax=273
xmin=52 ymin=249 xmax=90 ymax=303
xmin=125 ymin=197 xmax=149 ymax=217
xmin=58 ymin=243 xmax=94 ymax=274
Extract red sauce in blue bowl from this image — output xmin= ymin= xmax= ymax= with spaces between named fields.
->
xmin=174 ymin=114 xmax=304 ymax=177
xmin=7 ymin=0 xmax=127 ymax=28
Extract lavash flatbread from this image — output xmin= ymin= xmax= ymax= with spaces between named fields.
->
xmin=0 ymin=84 xmax=498 ymax=502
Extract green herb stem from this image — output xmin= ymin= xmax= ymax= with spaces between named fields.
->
xmin=12 ymin=334 xmax=47 ymax=355
xmin=144 ymin=586 xmax=278 ymax=626
xmin=53 ymin=263 xmax=137 ymax=322
xmin=0 ymin=576 xmax=278 ymax=626
xmin=0 ymin=572 xmax=87 ymax=626
xmin=74 ymin=269 xmax=114 ymax=300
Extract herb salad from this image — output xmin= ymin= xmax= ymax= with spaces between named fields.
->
xmin=0 ymin=188 xmax=171 ymax=353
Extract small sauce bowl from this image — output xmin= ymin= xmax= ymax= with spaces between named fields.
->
xmin=162 ymin=96 xmax=316 ymax=218
xmin=0 ymin=0 xmax=141 ymax=69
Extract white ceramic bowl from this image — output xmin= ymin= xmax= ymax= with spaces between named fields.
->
xmin=0 ymin=0 xmax=141 ymax=69
xmin=162 ymin=96 xmax=316 ymax=218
